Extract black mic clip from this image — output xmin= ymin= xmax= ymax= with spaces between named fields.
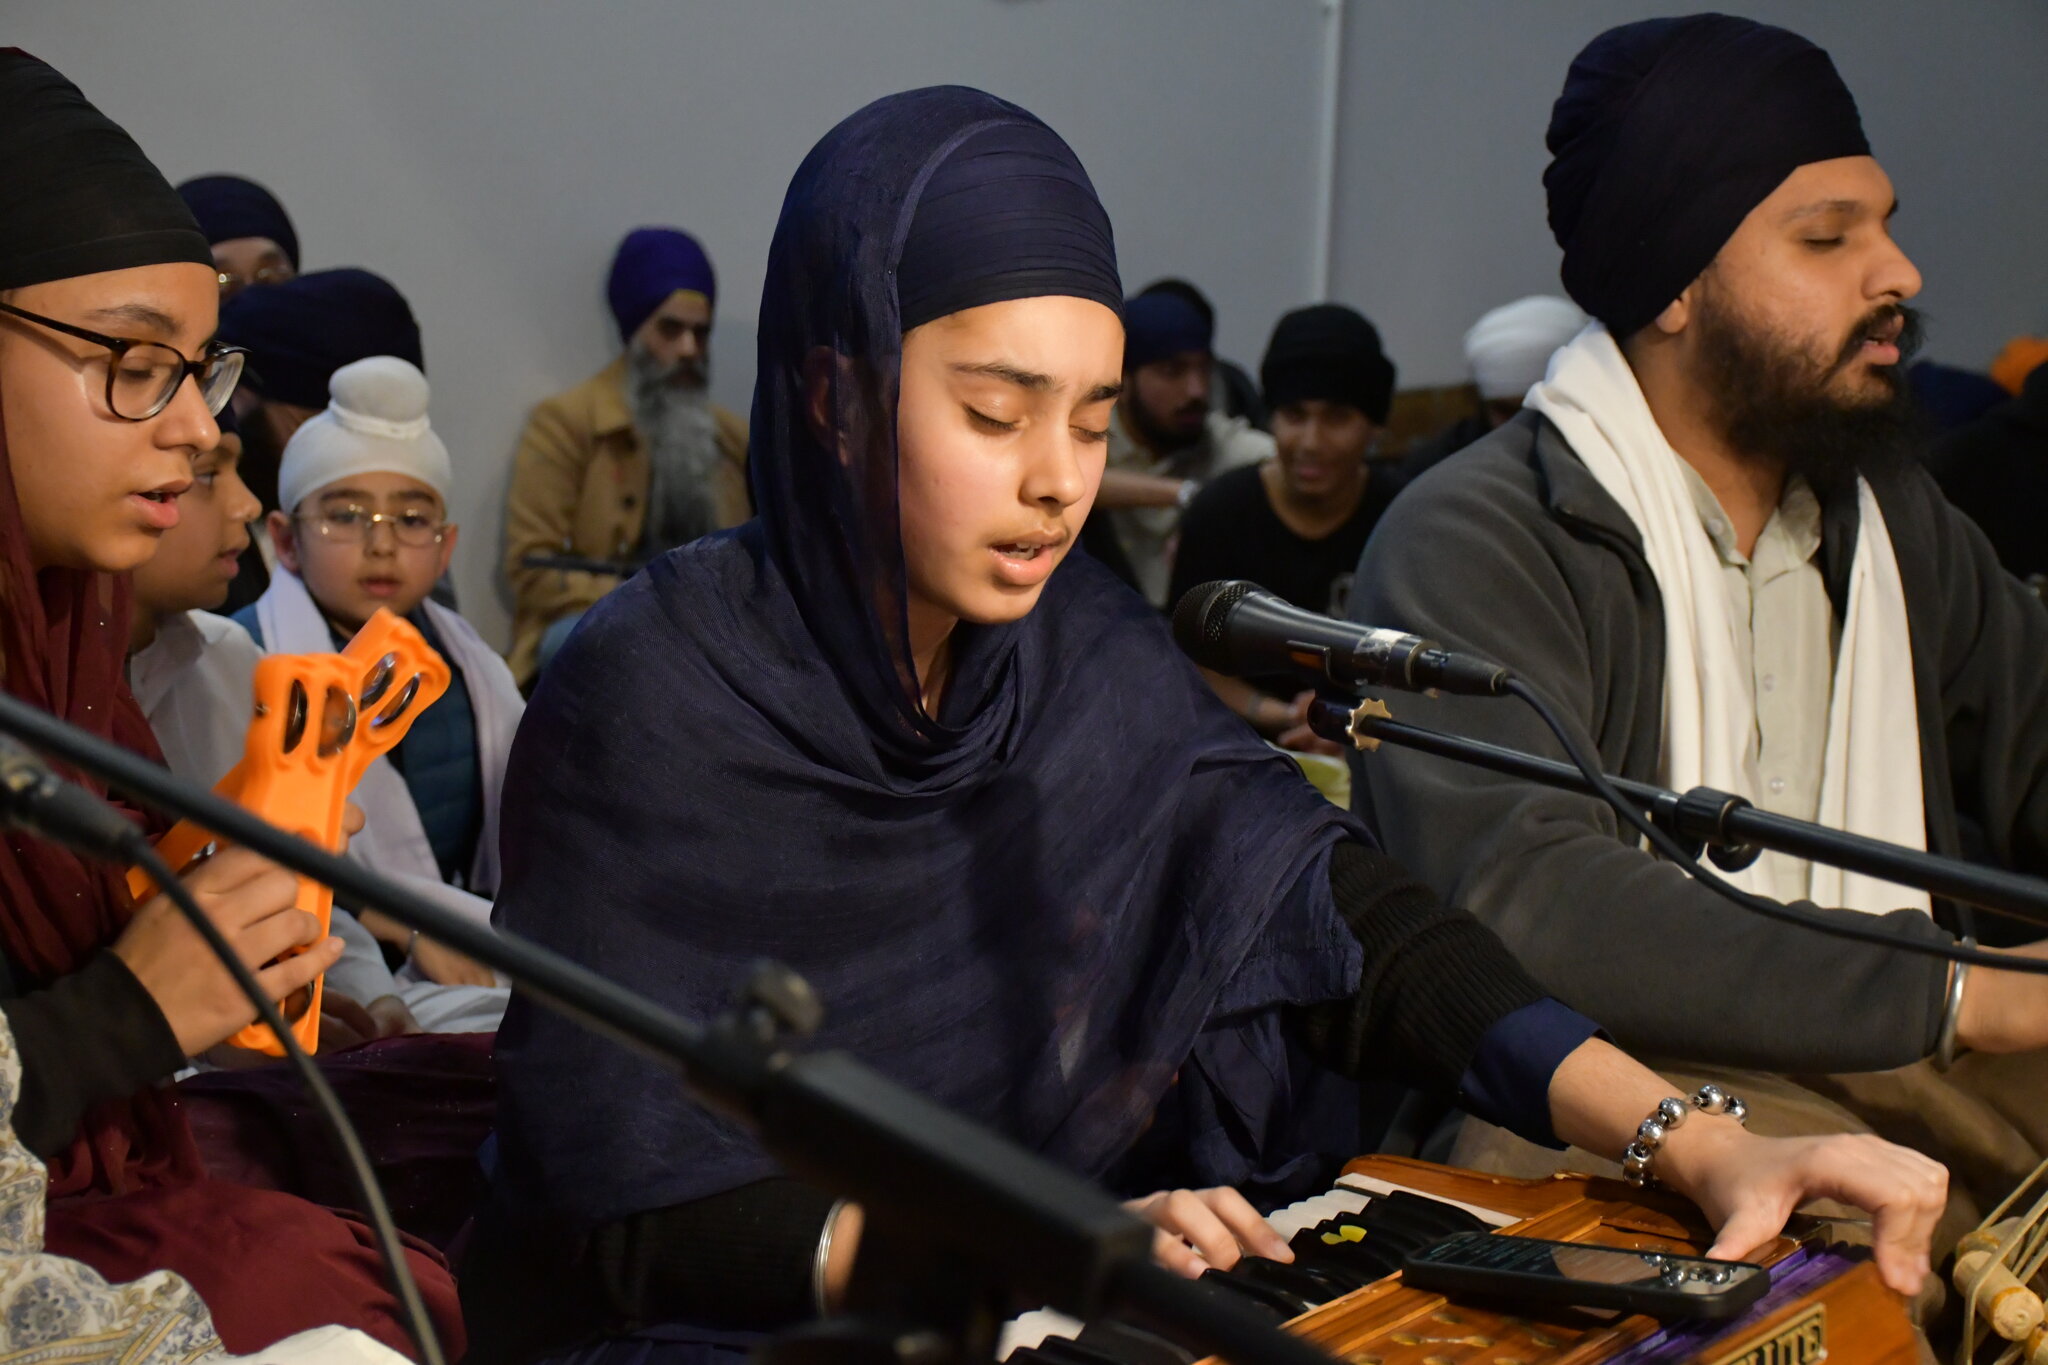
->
xmin=1657 ymin=786 xmax=1765 ymax=874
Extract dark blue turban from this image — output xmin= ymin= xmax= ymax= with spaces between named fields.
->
xmin=606 ymin=227 xmax=716 ymax=343
xmin=1123 ymin=290 xmax=1212 ymax=370
xmin=218 ymin=267 xmax=423 ymax=409
xmin=177 ymin=174 xmax=299 ymax=268
xmin=1545 ymin=14 xmax=1870 ymax=337
xmin=0 ymin=49 xmax=210 ymax=290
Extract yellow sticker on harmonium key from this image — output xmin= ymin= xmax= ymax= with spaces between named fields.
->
xmin=1321 ymin=1225 xmax=1368 ymax=1244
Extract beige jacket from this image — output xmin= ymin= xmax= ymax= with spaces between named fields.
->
xmin=503 ymin=355 xmax=747 ymax=685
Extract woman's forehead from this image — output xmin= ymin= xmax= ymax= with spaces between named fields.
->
xmin=27 ymin=261 xmax=219 ymax=342
xmin=914 ymin=295 xmax=1123 ymax=389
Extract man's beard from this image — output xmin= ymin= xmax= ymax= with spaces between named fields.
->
xmin=1691 ymin=287 xmax=1927 ymax=493
xmin=627 ymin=340 xmax=723 ymax=552
xmin=1126 ymin=387 xmax=1208 ymax=456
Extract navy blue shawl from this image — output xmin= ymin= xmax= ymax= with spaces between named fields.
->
xmin=492 ymin=86 xmax=1362 ymax=1224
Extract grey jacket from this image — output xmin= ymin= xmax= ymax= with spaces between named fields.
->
xmin=1350 ymin=411 xmax=2048 ymax=1072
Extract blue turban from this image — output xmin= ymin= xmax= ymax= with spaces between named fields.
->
xmin=1123 ymin=290 xmax=1212 ymax=371
xmin=176 ymin=174 xmax=299 ymax=269
xmin=1544 ymin=14 xmax=1869 ymax=337
xmin=606 ymin=227 xmax=716 ymax=343
xmin=219 ymin=267 xmax=423 ymax=410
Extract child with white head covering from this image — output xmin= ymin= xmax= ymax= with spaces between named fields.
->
xmin=232 ymin=356 xmax=519 ymax=1031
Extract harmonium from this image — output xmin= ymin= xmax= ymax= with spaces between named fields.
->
xmin=1002 ymin=1155 xmax=1917 ymax=1365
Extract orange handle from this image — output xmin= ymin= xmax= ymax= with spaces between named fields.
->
xmin=124 ymin=609 xmax=452 ymax=1057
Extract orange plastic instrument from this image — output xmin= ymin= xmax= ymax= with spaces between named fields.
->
xmin=126 ymin=609 xmax=451 ymax=1056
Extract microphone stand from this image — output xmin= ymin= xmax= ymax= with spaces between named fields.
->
xmin=0 ymin=689 xmax=1334 ymax=1365
xmin=1307 ymin=695 xmax=2048 ymax=928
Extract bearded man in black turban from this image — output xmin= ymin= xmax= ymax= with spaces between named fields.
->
xmin=1348 ymin=14 xmax=2048 ymax=1246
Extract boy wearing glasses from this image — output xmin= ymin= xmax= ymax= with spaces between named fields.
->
xmin=234 ymin=355 xmax=521 ymax=1003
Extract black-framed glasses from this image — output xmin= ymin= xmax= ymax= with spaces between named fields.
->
xmin=0 ymin=300 xmax=247 ymax=421
xmin=295 ymin=505 xmax=449 ymax=548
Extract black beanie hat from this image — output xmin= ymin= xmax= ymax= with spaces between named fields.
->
xmin=1260 ymin=304 xmax=1396 ymax=425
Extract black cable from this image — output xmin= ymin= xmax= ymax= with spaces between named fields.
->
xmin=1500 ymin=675 xmax=2048 ymax=977
xmin=127 ymin=839 xmax=444 ymax=1365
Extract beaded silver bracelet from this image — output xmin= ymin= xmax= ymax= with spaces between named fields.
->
xmin=1620 ymin=1083 xmax=1750 ymax=1189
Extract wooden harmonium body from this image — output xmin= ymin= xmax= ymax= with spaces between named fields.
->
xmin=1004 ymin=1155 xmax=1917 ymax=1365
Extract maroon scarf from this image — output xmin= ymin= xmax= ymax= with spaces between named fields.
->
xmin=0 ymin=395 xmax=197 ymax=1197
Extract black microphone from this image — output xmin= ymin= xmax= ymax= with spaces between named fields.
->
xmin=0 ymin=735 xmax=145 ymax=862
xmin=1172 ymin=580 xmax=1511 ymax=697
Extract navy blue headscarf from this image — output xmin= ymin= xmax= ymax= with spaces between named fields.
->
xmin=493 ymin=86 xmax=1362 ymax=1225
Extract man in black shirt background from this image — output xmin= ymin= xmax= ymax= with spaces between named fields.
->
xmin=1170 ymin=304 xmax=1399 ymax=752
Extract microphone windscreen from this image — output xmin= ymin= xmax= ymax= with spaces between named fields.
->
xmin=1171 ymin=580 xmax=1255 ymax=671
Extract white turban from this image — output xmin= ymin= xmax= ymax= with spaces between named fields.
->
xmin=276 ymin=356 xmax=452 ymax=513
xmin=1463 ymin=295 xmax=1588 ymax=402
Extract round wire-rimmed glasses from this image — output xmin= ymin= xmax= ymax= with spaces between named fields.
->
xmin=0 ymin=299 xmax=247 ymax=421
xmin=294 ymin=506 xmax=450 ymax=548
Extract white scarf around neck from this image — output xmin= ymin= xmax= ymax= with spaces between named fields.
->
xmin=1525 ymin=324 xmax=1928 ymax=915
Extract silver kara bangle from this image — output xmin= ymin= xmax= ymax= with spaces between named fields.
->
xmin=813 ymin=1198 xmax=849 ymax=1317
xmin=1935 ymin=938 xmax=1975 ymax=1073
xmin=1620 ymin=1084 xmax=1751 ymax=1189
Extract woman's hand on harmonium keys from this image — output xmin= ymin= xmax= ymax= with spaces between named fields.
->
xmin=1657 ymin=1119 xmax=1948 ymax=1298
xmin=1125 ymin=1187 xmax=1296 ymax=1278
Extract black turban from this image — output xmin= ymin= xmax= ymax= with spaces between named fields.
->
xmin=177 ymin=174 xmax=300 ymax=268
xmin=0 ymin=49 xmax=210 ymax=291
xmin=1260 ymin=304 xmax=1396 ymax=426
xmin=1544 ymin=14 xmax=1870 ymax=338
xmin=218 ymin=267 xmax=423 ymax=410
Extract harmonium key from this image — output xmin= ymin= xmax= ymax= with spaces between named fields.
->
xmin=1000 ymin=1154 xmax=1918 ymax=1365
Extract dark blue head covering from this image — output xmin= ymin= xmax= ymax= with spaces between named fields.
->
xmin=894 ymin=119 xmax=1120 ymax=332
xmin=1123 ymin=290 xmax=1213 ymax=370
xmin=493 ymin=85 xmax=1362 ymax=1228
xmin=218 ymin=267 xmax=422 ymax=409
xmin=1545 ymin=14 xmax=1870 ymax=337
xmin=176 ymin=174 xmax=299 ymax=268
xmin=607 ymin=226 xmax=716 ymax=342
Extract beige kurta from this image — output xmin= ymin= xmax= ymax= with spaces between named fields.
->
xmin=1675 ymin=464 xmax=1837 ymax=901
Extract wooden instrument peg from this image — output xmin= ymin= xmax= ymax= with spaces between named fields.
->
xmin=1956 ymin=1247 xmax=2044 ymax=1341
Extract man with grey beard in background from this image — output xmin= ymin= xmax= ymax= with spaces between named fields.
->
xmin=504 ymin=226 xmax=748 ymax=688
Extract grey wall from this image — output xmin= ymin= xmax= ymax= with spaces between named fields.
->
xmin=10 ymin=2 xmax=2046 ymax=644
xmin=1331 ymin=0 xmax=2048 ymax=385
xmin=8 ymin=0 xmax=1330 ymax=648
